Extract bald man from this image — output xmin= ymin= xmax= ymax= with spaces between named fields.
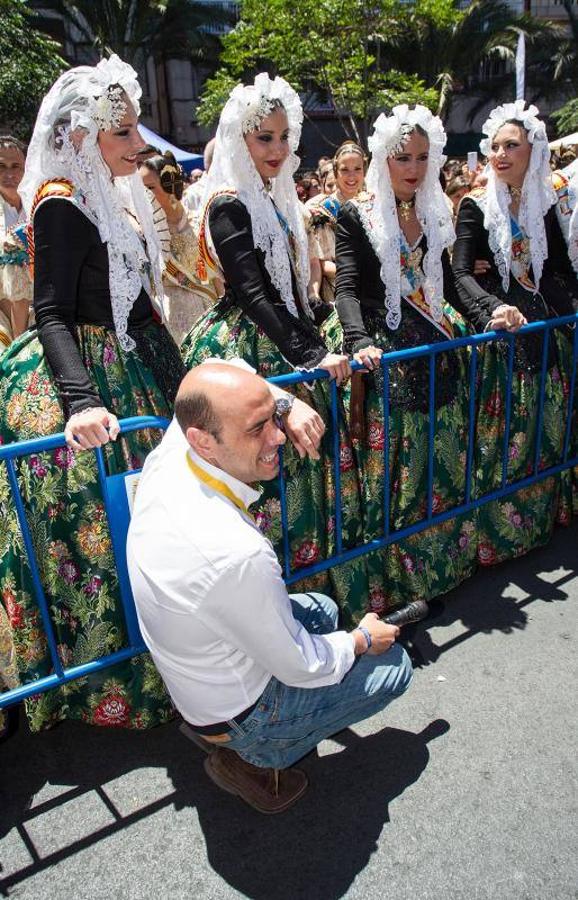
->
xmin=127 ymin=362 xmax=412 ymax=814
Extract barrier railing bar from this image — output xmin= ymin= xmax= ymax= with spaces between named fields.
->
xmin=0 ymin=415 xmax=171 ymax=463
xmin=268 ymin=314 xmax=578 ymax=389
xmin=382 ymin=361 xmax=391 ymax=539
xmin=465 ymin=344 xmax=478 ymax=505
xmin=533 ymin=329 xmax=549 ymax=476
xmin=501 ymin=336 xmax=515 ymax=489
xmin=427 ymin=351 xmax=436 ymax=519
xmin=0 ymin=646 xmax=148 ymax=709
xmin=284 ymin=450 xmax=578 ymax=586
xmin=330 ymin=377 xmax=343 ymax=556
xmin=5 ymin=457 xmax=64 ymax=680
xmin=563 ymin=324 xmax=578 ymax=463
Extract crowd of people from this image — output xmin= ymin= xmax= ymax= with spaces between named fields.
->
xmin=0 ymin=55 xmax=577 ymax=761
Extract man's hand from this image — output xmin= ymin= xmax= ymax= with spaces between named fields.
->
xmin=352 ymin=612 xmax=399 ymax=656
xmin=283 ymin=397 xmax=325 ymax=461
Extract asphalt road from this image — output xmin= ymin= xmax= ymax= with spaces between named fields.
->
xmin=1 ymin=521 xmax=577 ymax=900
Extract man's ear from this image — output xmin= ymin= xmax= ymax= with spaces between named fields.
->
xmin=186 ymin=426 xmax=217 ymax=458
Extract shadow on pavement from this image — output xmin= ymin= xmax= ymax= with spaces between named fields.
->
xmin=402 ymin=522 xmax=578 ymax=668
xmin=0 ymin=715 xmax=448 ymax=898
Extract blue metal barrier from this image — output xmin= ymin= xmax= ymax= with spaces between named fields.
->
xmin=0 ymin=313 xmax=577 ymax=708
xmin=269 ymin=312 xmax=578 ymax=585
xmin=0 ymin=417 xmax=169 ymax=709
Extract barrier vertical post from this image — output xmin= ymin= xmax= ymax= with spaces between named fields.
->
xmin=4 ymin=458 xmax=64 ymax=678
xmin=330 ymin=377 xmax=343 ymax=556
xmin=562 ymin=324 xmax=578 ymax=463
xmin=465 ymin=343 xmax=478 ymax=504
xmin=501 ymin=336 xmax=515 ymax=488
xmin=533 ymin=326 xmax=550 ymax=475
xmin=382 ymin=360 xmax=391 ymax=538
xmin=427 ymin=352 xmax=436 ymax=519
xmin=277 ymin=444 xmax=291 ymax=580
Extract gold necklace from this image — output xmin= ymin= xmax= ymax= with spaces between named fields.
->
xmin=396 ymin=196 xmax=416 ymax=221
xmin=509 ymin=185 xmax=522 ymax=202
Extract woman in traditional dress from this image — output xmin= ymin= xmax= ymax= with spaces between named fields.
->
xmin=333 ymin=105 xmax=512 ymax=612
xmin=139 ymin=152 xmax=219 ymax=346
xmin=452 ymin=101 xmax=578 ymax=565
xmin=306 ymin=142 xmax=366 ymax=306
xmin=0 ymin=136 xmax=33 ymax=348
xmin=0 ymin=56 xmax=186 ymax=731
xmin=181 ymin=74 xmax=371 ymax=623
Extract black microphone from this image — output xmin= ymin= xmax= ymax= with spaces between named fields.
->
xmin=382 ymin=599 xmax=429 ymax=628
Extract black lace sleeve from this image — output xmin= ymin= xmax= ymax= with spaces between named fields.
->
xmin=335 ymin=203 xmax=374 ymax=354
xmin=33 ymin=199 xmax=102 ymax=417
xmin=452 ymin=197 xmax=504 ymax=331
xmin=209 ymin=195 xmax=327 ymax=368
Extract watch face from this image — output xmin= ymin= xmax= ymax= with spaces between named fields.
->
xmin=275 ymin=397 xmax=293 ymax=417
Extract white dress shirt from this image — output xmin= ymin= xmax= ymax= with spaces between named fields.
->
xmin=127 ymin=419 xmax=355 ymax=726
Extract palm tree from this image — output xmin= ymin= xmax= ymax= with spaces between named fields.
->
xmin=380 ymin=0 xmax=561 ymax=123
xmin=38 ymin=0 xmax=232 ymax=69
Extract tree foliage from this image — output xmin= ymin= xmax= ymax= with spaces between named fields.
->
xmin=198 ymin=0 xmax=559 ymax=143
xmin=551 ymin=100 xmax=578 ymax=137
xmin=41 ymin=0 xmax=231 ymax=67
xmin=197 ymin=0 xmax=437 ymax=146
xmin=382 ymin=0 xmax=559 ymax=121
xmin=0 ymin=0 xmax=66 ymax=139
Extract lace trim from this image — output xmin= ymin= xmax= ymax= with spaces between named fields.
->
xmin=352 ymin=192 xmax=401 ymax=329
xmin=54 ymin=130 xmax=156 ymax=352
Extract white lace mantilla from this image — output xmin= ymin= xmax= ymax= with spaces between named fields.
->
xmin=199 ymin=73 xmax=312 ymax=321
xmin=478 ymin=101 xmax=556 ymax=293
xmin=361 ymin=104 xmax=455 ymax=329
xmin=20 ymin=54 xmax=166 ymax=351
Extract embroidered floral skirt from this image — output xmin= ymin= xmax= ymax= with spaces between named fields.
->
xmin=323 ymin=307 xmax=478 ymax=610
xmin=181 ymin=300 xmax=372 ymax=624
xmin=473 ymin=301 xmax=576 ymax=566
xmin=0 ymin=322 xmax=185 ymax=732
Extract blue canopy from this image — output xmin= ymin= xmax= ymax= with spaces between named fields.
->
xmin=138 ymin=124 xmax=204 ymax=174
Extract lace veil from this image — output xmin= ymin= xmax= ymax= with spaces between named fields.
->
xmin=363 ymin=104 xmax=454 ymax=330
xmin=19 ymin=55 xmax=165 ymax=351
xmin=200 ymin=72 xmax=312 ymax=319
xmin=479 ymin=100 xmax=556 ymax=293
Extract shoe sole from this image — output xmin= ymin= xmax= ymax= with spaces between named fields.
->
xmin=203 ymin=755 xmax=308 ymax=815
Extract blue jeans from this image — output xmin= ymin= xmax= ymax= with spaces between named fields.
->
xmin=222 ymin=592 xmax=413 ymax=769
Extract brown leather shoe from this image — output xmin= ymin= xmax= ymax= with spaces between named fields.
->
xmin=203 ymin=747 xmax=308 ymax=814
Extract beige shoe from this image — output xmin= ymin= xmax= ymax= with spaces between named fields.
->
xmin=203 ymin=747 xmax=308 ymax=814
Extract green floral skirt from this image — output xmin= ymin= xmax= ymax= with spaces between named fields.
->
xmin=473 ymin=320 xmax=575 ymax=565
xmin=181 ymin=300 xmax=373 ymax=624
xmin=0 ymin=322 xmax=185 ymax=732
xmin=322 ymin=308 xmax=477 ymax=610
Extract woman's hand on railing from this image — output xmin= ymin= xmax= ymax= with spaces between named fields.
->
xmin=64 ymin=406 xmax=121 ymax=451
xmin=283 ymin=398 xmax=326 ymax=461
xmin=318 ymin=352 xmax=351 ymax=385
xmin=354 ymin=345 xmax=383 ymax=371
xmin=487 ymin=304 xmax=528 ymax=333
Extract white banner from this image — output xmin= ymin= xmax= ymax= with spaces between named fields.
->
xmin=515 ymin=32 xmax=525 ymax=101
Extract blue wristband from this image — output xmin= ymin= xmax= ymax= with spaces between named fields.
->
xmin=356 ymin=625 xmax=372 ymax=652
